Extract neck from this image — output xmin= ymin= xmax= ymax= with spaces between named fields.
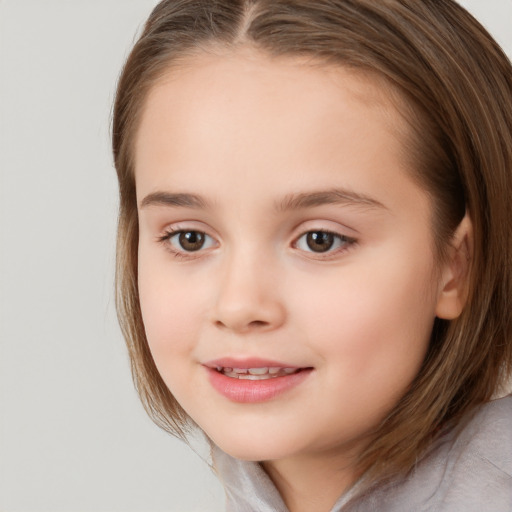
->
xmin=261 ymin=449 xmax=361 ymax=512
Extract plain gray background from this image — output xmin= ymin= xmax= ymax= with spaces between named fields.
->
xmin=0 ymin=1 xmax=511 ymax=511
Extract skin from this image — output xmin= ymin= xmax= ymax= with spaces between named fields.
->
xmin=134 ymin=49 xmax=468 ymax=512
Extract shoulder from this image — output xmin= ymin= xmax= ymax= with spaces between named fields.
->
xmin=439 ymin=394 xmax=512 ymax=509
xmin=461 ymin=394 xmax=512 ymax=476
xmin=344 ymin=395 xmax=512 ymax=512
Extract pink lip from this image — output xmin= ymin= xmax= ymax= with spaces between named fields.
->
xmin=203 ymin=358 xmax=313 ymax=403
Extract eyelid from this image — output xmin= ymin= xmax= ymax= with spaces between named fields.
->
xmin=291 ymin=218 xmax=359 ymax=237
xmin=294 ymin=230 xmax=355 ymax=249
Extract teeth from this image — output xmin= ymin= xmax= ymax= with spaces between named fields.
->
xmin=217 ymin=366 xmax=300 ymax=379
xmin=248 ymin=368 xmax=268 ymax=375
xmin=239 ymin=374 xmax=270 ymax=380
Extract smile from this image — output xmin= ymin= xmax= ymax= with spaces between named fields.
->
xmin=205 ymin=361 xmax=313 ymax=403
xmin=215 ymin=366 xmax=300 ymax=380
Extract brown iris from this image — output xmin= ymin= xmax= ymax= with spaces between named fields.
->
xmin=178 ymin=231 xmax=205 ymax=251
xmin=306 ymin=231 xmax=335 ymax=252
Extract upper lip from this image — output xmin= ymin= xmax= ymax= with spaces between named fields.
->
xmin=203 ymin=357 xmax=303 ymax=369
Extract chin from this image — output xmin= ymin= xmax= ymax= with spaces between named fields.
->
xmin=209 ymin=429 xmax=297 ymax=462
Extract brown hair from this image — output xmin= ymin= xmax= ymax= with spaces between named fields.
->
xmin=112 ymin=0 xmax=512 ymax=483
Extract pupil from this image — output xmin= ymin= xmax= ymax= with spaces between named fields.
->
xmin=306 ymin=231 xmax=334 ymax=252
xmin=179 ymin=231 xmax=205 ymax=251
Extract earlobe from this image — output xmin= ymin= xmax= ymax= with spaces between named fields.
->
xmin=435 ymin=214 xmax=473 ymax=320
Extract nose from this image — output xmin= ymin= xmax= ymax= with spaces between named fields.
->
xmin=211 ymin=252 xmax=286 ymax=334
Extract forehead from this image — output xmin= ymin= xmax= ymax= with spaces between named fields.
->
xmin=135 ymin=48 xmax=409 ymax=165
xmin=134 ymin=48 xmax=425 ymax=217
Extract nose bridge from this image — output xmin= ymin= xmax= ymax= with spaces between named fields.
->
xmin=212 ymin=245 xmax=285 ymax=333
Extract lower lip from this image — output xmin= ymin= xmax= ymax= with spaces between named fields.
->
xmin=206 ymin=367 xmax=312 ymax=403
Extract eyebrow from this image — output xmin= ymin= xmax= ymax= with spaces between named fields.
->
xmin=140 ymin=191 xmax=210 ymax=210
xmin=276 ymin=188 xmax=386 ymax=212
xmin=139 ymin=188 xmax=386 ymax=212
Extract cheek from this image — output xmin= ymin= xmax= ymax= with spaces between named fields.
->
xmin=137 ymin=251 xmax=206 ymax=364
xmin=137 ymin=267 xmax=212 ymax=411
xmin=290 ymin=249 xmax=437 ymax=386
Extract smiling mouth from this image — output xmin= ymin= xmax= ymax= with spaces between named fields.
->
xmin=215 ymin=366 xmax=303 ymax=380
xmin=207 ymin=364 xmax=313 ymax=402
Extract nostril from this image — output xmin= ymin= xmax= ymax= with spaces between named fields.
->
xmin=212 ymin=295 xmax=286 ymax=332
xmin=248 ymin=320 xmax=269 ymax=328
xmin=214 ymin=319 xmax=269 ymax=330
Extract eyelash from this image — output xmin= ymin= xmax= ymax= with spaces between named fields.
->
xmin=293 ymin=230 xmax=357 ymax=258
xmin=157 ymin=228 xmax=216 ymax=259
xmin=157 ymin=228 xmax=357 ymax=260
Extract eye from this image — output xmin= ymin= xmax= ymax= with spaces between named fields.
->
xmin=295 ymin=230 xmax=354 ymax=254
xmin=164 ymin=230 xmax=216 ymax=253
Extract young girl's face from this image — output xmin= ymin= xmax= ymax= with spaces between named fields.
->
xmin=135 ymin=50 xmax=457 ymax=465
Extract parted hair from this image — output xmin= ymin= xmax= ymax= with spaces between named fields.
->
xmin=112 ymin=0 xmax=512 ymax=483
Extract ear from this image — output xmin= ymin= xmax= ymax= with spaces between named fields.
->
xmin=435 ymin=214 xmax=473 ymax=320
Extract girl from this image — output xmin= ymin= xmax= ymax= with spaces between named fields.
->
xmin=112 ymin=1 xmax=512 ymax=510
